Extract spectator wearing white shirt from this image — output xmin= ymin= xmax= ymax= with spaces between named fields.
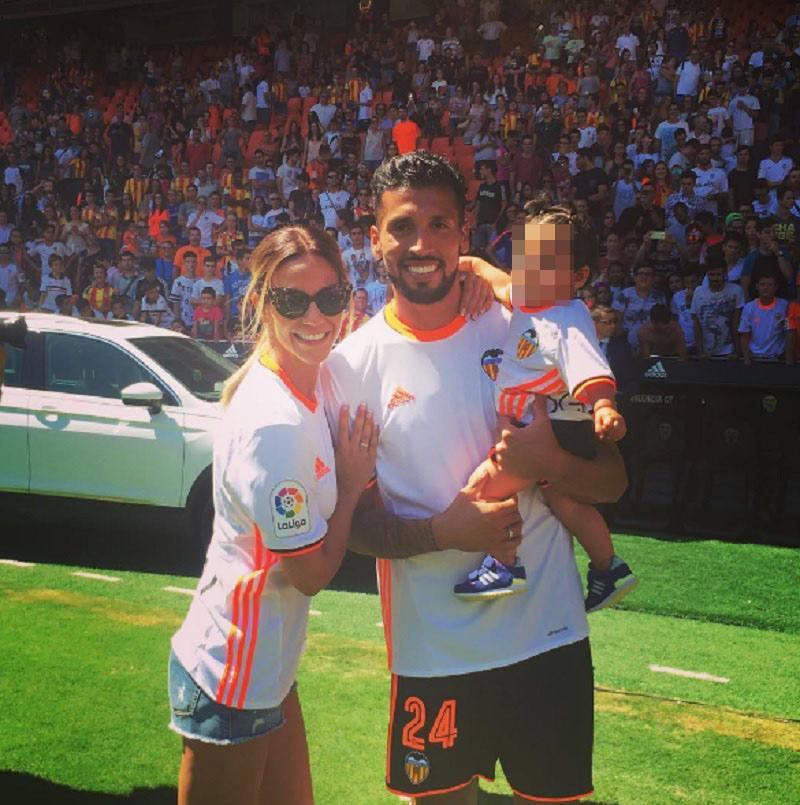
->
xmin=728 ymin=82 xmax=760 ymax=147
xmin=0 ymin=243 xmax=20 ymax=308
xmin=675 ymin=48 xmax=702 ymax=111
xmin=693 ymin=143 xmax=729 ymax=217
xmin=310 ymin=90 xmax=337 ymax=131
xmin=187 ymin=197 xmax=224 ymax=248
xmin=757 ymin=138 xmax=794 ymax=192
xmin=255 ymin=78 xmax=270 ymax=126
xmin=615 ymin=27 xmax=640 ymax=62
xmin=476 ymin=17 xmax=507 ymax=58
xmin=416 ymin=30 xmax=435 ymax=63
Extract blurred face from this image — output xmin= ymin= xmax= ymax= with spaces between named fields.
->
xmin=668 ymin=274 xmax=683 ymax=294
xmin=267 ymin=254 xmax=345 ymax=372
xmin=633 ymin=266 xmax=654 ymax=291
xmin=705 ymin=266 xmax=725 ymax=290
xmin=371 ymin=186 xmax=465 ymax=306
xmin=594 ymin=310 xmax=616 ymax=339
xmin=353 ymin=288 xmax=368 ymax=313
xmin=757 ymin=275 xmax=776 ymax=299
xmin=350 ymin=227 xmax=364 ymax=248
xmin=723 ymin=239 xmax=741 ymax=264
xmin=512 ymin=222 xmax=576 ymax=307
xmin=93 ymin=266 xmax=106 ymax=285
xmin=184 ymin=256 xmax=197 ymax=275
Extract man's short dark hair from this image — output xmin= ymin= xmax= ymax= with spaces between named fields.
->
xmin=371 ymin=151 xmax=466 ymax=224
xmin=649 ymin=303 xmax=670 ymax=324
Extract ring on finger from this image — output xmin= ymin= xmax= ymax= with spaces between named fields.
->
xmin=359 ymin=440 xmax=370 ymax=449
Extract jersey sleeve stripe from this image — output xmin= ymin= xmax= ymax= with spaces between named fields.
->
xmin=572 ymin=375 xmax=616 ymax=403
xmin=502 ymin=367 xmax=560 ymax=393
xmin=511 ymin=789 xmax=595 ymax=802
xmin=266 ymin=536 xmax=326 ymax=556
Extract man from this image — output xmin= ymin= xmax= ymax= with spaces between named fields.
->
xmin=392 ymin=106 xmax=421 ymax=155
xmin=318 ymin=170 xmax=352 ymax=230
xmin=728 ymin=80 xmax=759 ymax=147
xmin=692 ymin=143 xmax=728 ymax=218
xmin=321 ymin=152 xmax=626 ymax=803
xmin=310 ymin=90 xmax=337 ymax=131
xmin=571 ymin=148 xmax=609 ymax=226
xmin=613 ymin=264 xmax=667 ymax=349
xmin=738 ymin=275 xmax=789 ymax=363
xmin=470 ymin=162 xmax=507 ymax=253
xmin=0 ymin=242 xmax=20 ymax=309
xmin=654 ymin=101 xmax=690 ymax=162
xmin=691 ymin=254 xmax=745 ymax=358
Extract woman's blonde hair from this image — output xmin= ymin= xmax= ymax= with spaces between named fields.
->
xmin=221 ymin=224 xmax=348 ymax=408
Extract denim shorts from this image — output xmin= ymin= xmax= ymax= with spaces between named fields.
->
xmin=168 ymin=650 xmax=287 ymax=745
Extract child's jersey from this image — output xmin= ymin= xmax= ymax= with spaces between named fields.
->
xmin=172 ymin=355 xmax=337 ymax=709
xmin=738 ymin=297 xmax=789 ymax=358
xmin=496 ymin=298 xmax=614 ymax=424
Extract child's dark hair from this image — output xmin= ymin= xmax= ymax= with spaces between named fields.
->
xmin=371 ymin=151 xmax=466 ymax=223
xmin=521 ymin=202 xmax=597 ymax=278
xmin=201 ymin=286 xmax=217 ymax=297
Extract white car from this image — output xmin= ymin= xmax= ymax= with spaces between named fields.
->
xmin=0 ymin=313 xmax=237 ymax=539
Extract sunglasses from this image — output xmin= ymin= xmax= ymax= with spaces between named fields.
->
xmin=267 ymin=282 xmax=352 ymax=318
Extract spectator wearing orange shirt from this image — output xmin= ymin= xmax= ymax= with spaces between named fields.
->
xmin=391 ymin=106 xmax=421 ymax=155
xmin=174 ymin=227 xmax=212 ymax=277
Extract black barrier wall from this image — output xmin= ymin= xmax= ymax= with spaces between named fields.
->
xmin=201 ymin=341 xmax=800 ymax=545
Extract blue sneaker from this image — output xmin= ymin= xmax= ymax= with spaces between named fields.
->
xmin=454 ymin=555 xmax=527 ymax=599
xmin=585 ymin=556 xmax=638 ymax=612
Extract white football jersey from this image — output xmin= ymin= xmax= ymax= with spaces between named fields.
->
xmin=172 ymin=355 xmax=337 ymax=709
xmin=321 ymin=302 xmax=588 ymax=678
xmin=496 ymin=299 xmax=614 ymax=424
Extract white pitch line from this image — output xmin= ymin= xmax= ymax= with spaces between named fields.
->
xmin=376 ymin=621 xmax=383 ymax=628
xmin=309 ymin=609 xmax=322 ymax=616
xmin=164 ymin=586 xmax=195 ymax=596
xmin=649 ymin=664 xmax=729 ymax=684
xmin=72 ymin=571 xmax=121 ymax=583
xmin=0 ymin=558 xmax=35 ymax=567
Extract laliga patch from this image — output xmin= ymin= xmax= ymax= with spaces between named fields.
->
xmin=516 ymin=326 xmax=539 ymax=359
xmin=270 ymin=481 xmax=310 ymax=538
xmin=481 ymin=348 xmax=503 ymax=381
xmin=404 ymin=751 xmax=430 ymax=785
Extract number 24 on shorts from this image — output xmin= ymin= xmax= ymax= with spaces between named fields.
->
xmin=401 ymin=697 xmax=458 ymax=750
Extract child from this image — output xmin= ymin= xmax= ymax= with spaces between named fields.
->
xmin=455 ymin=205 xmax=638 ymax=612
xmin=139 ymin=278 xmax=174 ymax=328
xmin=39 ymin=255 xmax=72 ymax=313
xmin=191 ymin=255 xmax=227 ymax=311
xmin=192 ymin=286 xmax=224 ymax=339
xmin=170 ymin=251 xmax=198 ymax=328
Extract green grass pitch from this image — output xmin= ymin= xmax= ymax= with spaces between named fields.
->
xmin=0 ymin=533 xmax=798 ymax=803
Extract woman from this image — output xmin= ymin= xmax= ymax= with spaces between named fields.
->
xmin=148 ymin=192 xmax=170 ymax=237
xmin=305 ymin=120 xmax=324 ymax=163
xmin=281 ymin=120 xmax=304 ymax=158
xmin=462 ymin=92 xmax=487 ymax=144
xmin=169 ymin=225 xmax=378 ymax=805
xmin=248 ymin=195 xmax=269 ymax=249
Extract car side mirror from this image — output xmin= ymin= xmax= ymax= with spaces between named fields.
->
xmin=121 ymin=382 xmax=164 ymax=414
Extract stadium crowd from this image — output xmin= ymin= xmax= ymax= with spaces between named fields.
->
xmin=1 ymin=0 xmax=800 ymax=363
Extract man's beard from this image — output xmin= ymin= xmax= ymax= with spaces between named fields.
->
xmin=387 ymin=261 xmax=459 ymax=304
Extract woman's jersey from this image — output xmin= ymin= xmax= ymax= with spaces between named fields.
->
xmin=321 ymin=302 xmax=589 ymax=678
xmin=496 ymin=298 xmax=614 ymax=424
xmin=172 ymin=355 xmax=337 ymax=709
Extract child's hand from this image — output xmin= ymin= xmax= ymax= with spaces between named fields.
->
xmin=594 ymin=405 xmax=626 ymax=441
xmin=458 ymin=270 xmax=495 ymax=320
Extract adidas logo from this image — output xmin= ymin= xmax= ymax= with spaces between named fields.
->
xmin=387 ymin=386 xmax=415 ymax=410
xmin=644 ymin=361 xmax=668 ymax=379
xmin=314 ymin=457 xmax=330 ymax=480
xmin=223 ymin=344 xmax=239 ymax=359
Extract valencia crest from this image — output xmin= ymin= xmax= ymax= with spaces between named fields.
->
xmin=481 ymin=348 xmax=503 ymax=381
xmin=404 ymin=751 xmax=431 ymax=785
xmin=516 ymin=327 xmax=539 ymax=359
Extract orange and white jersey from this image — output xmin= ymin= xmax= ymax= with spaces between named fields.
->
xmin=321 ymin=302 xmax=588 ymax=678
xmin=172 ymin=354 xmax=337 ymax=709
xmin=496 ymin=297 xmax=614 ymax=424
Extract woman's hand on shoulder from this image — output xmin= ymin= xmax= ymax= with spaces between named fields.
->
xmin=334 ymin=403 xmax=379 ymax=503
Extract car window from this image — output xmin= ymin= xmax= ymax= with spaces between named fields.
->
xmin=130 ymin=336 xmax=236 ymax=402
xmin=44 ymin=333 xmax=176 ymax=404
xmin=1 ymin=344 xmax=25 ymax=388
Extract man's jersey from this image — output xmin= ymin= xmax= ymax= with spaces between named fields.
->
xmin=670 ymin=288 xmax=696 ymax=347
xmin=172 ymin=355 xmax=337 ymax=709
xmin=496 ymin=299 xmax=614 ymax=424
xmin=738 ymin=297 xmax=789 ymax=358
xmin=321 ymin=302 xmax=588 ymax=678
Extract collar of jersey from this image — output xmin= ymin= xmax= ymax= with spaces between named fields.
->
xmin=757 ymin=299 xmax=777 ymax=310
xmin=518 ymin=304 xmax=555 ymax=313
xmin=383 ymin=301 xmax=467 ymax=341
xmin=259 ymin=352 xmax=317 ymax=412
